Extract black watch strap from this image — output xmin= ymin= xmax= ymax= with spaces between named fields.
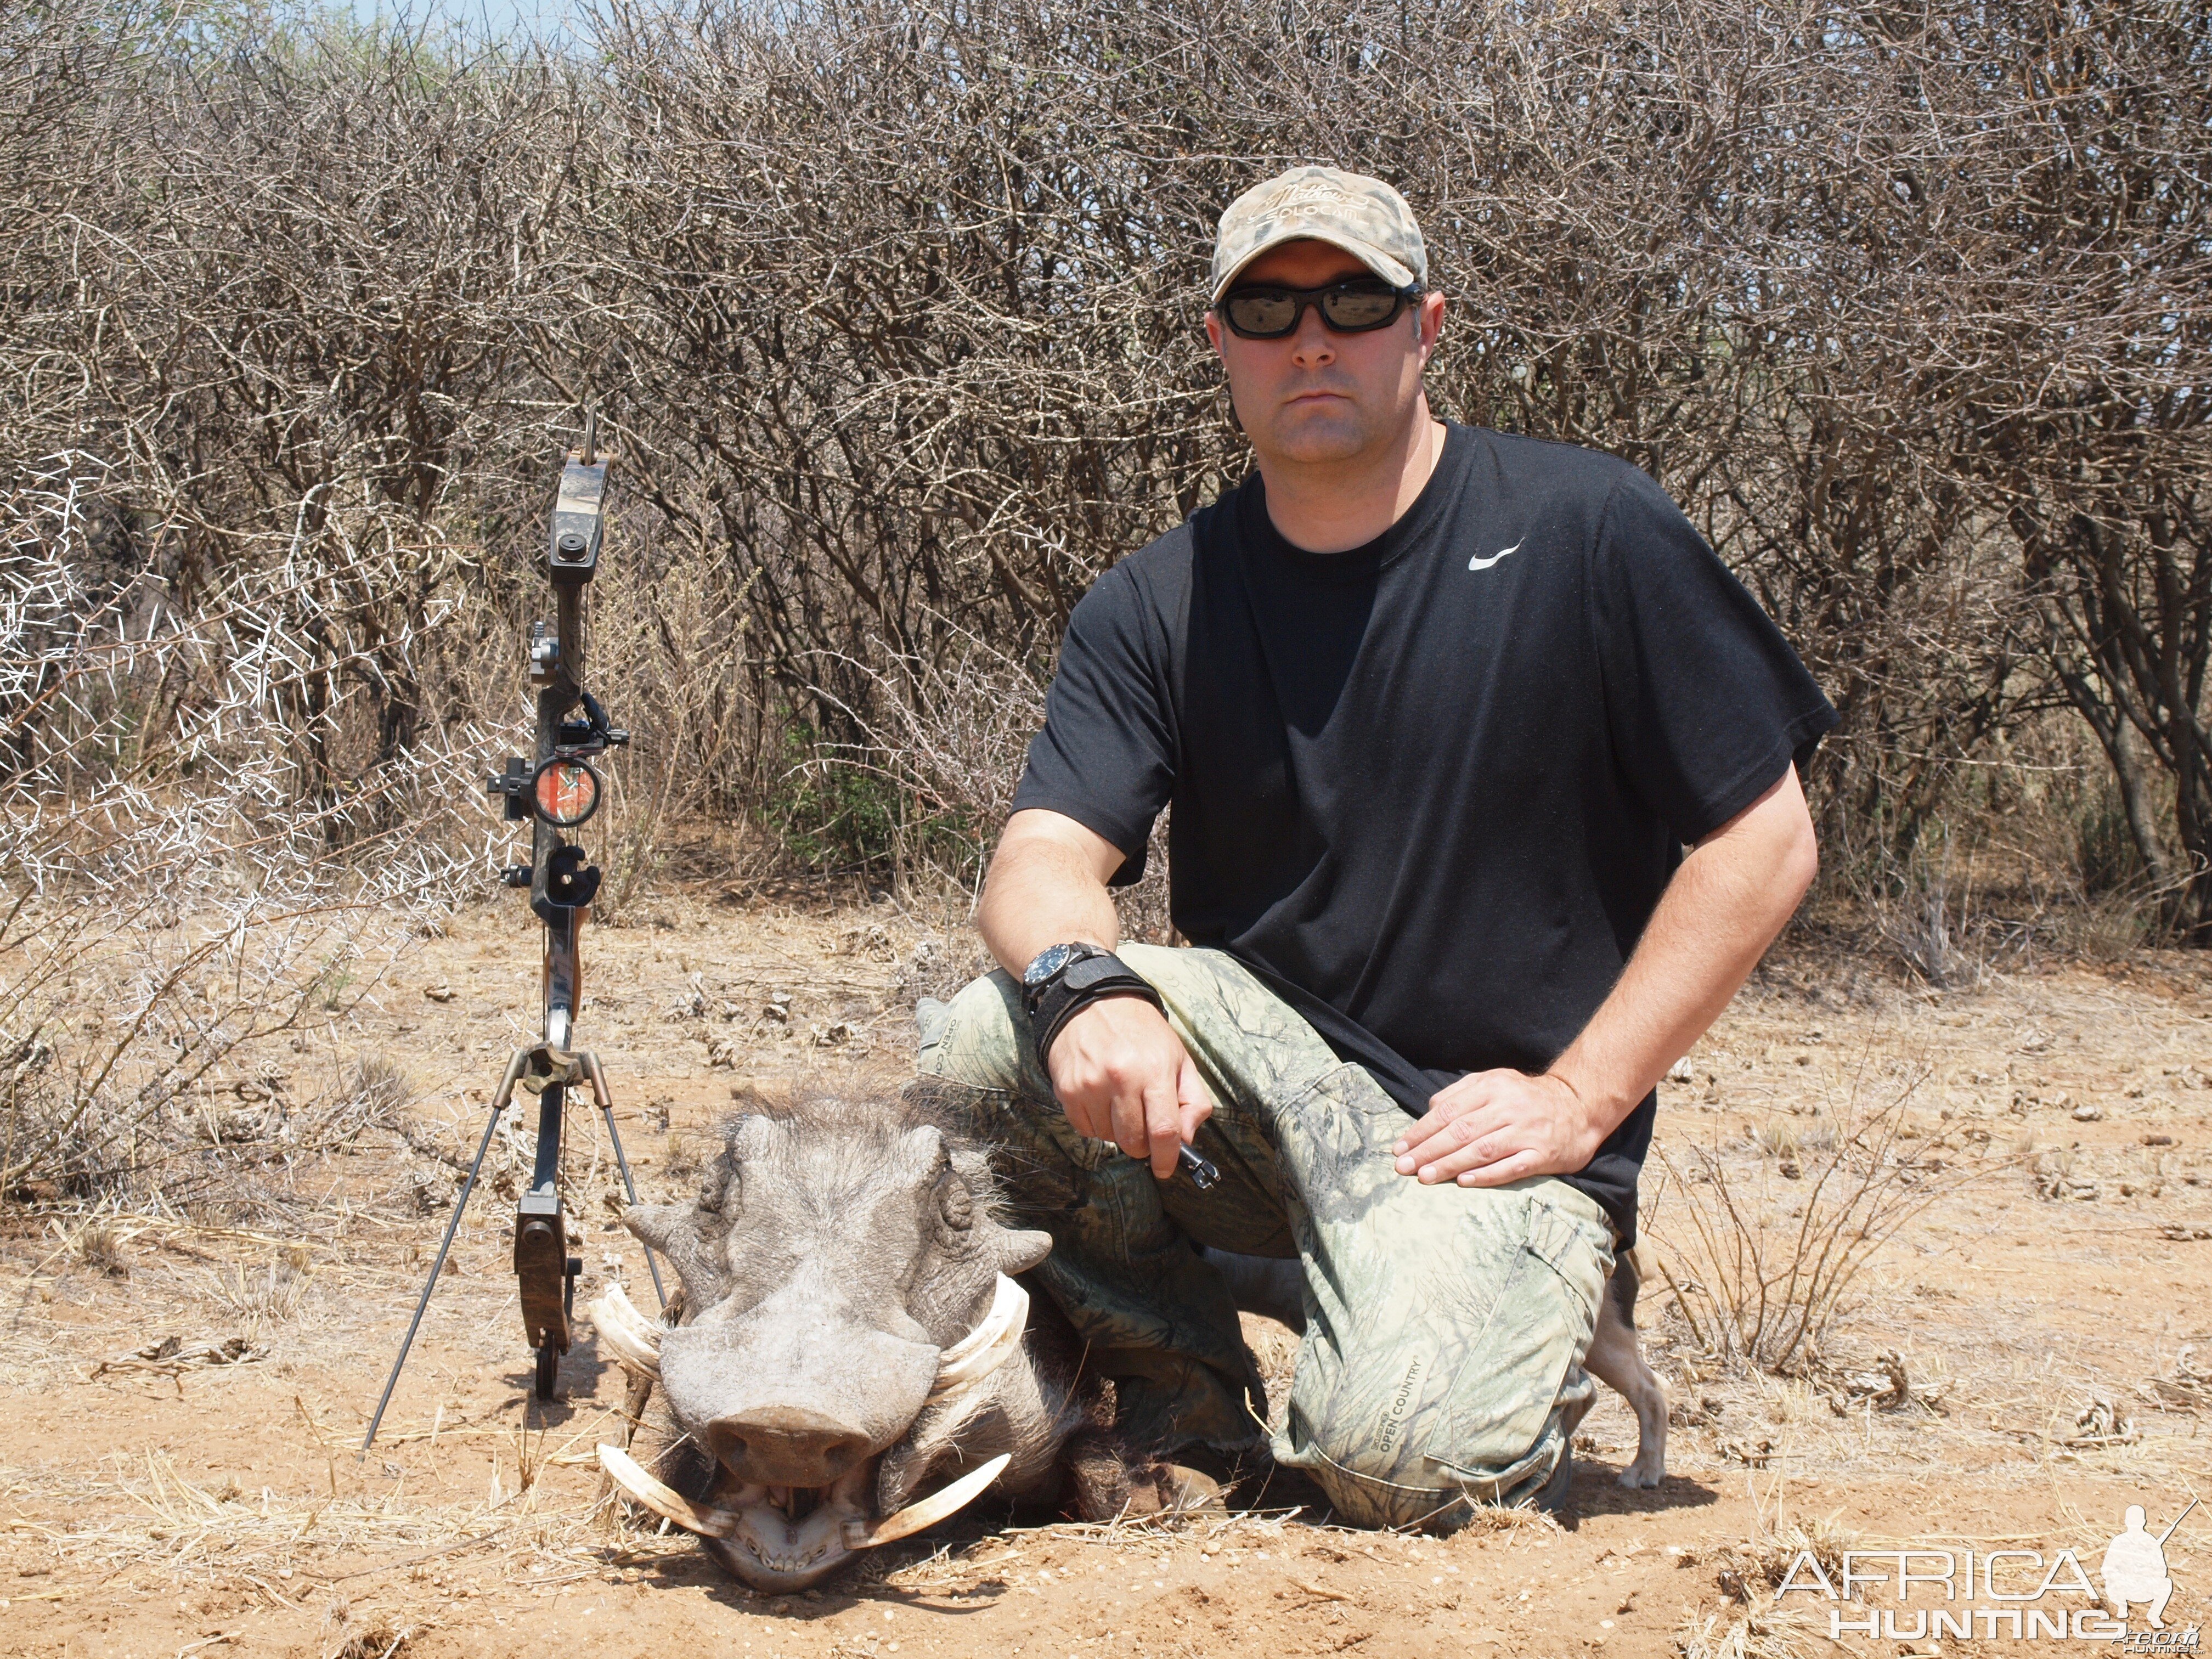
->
xmin=1026 ymin=950 xmax=1164 ymax=1064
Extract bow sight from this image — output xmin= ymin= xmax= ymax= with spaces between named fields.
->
xmin=362 ymin=417 xmax=664 ymax=1453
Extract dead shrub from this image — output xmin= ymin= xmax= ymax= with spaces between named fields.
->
xmin=1644 ymin=1069 xmax=1974 ymax=1373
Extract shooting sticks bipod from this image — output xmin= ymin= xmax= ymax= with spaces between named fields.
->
xmin=360 ymin=415 xmax=665 ymax=1455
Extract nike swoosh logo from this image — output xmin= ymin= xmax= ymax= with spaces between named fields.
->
xmin=1468 ymin=539 xmax=1523 ymax=572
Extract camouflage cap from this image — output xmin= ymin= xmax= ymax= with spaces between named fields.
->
xmin=1209 ymin=166 xmax=1427 ymax=303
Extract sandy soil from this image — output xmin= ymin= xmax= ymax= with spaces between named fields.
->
xmin=6 ymin=893 xmax=2211 ymax=1658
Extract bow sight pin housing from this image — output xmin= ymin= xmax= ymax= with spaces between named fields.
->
xmin=532 ymin=757 xmax=601 ymax=827
xmin=485 ymin=754 xmax=605 ymax=828
xmin=364 ymin=416 xmax=663 ymax=1453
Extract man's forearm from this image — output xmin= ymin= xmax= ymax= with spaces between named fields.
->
xmin=975 ymin=809 xmax=1210 ymax=1176
xmin=1549 ymin=768 xmax=1818 ymax=1132
xmin=975 ymin=811 xmax=1125 ymax=977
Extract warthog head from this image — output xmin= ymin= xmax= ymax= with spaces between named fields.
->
xmin=610 ymin=1095 xmax=1053 ymax=1590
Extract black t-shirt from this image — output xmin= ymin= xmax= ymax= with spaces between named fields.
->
xmin=1011 ymin=422 xmax=1837 ymax=1242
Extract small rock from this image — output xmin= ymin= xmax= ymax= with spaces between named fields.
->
xmin=1666 ymin=1056 xmax=1695 ymax=1084
xmin=1717 ymin=1436 xmax=1773 ymax=1468
xmin=2072 ymin=1103 xmax=2103 ymax=1122
xmin=423 ymin=985 xmax=455 ymax=1003
xmin=2144 ymin=1133 xmax=2175 ymax=1147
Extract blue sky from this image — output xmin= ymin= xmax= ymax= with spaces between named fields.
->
xmin=347 ymin=0 xmax=586 ymax=47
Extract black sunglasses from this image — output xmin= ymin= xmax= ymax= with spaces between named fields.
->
xmin=1215 ymin=278 xmax=1423 ymax=340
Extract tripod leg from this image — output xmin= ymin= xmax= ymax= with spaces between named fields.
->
xmin=360 ymin=1104 xmax=504 ymax=1454
xmin=583 ymin=1051 xmax=666 ymax=1308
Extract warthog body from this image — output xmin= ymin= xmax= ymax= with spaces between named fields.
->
xmin=594 ymin=1091 xmax=1149 ymax=1591
xmin=590 ymin=1086 xmax=1669 ymax=1589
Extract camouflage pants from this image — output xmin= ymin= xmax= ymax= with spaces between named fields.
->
xmin=916 ymin=944 xmax=1615 ymax=1530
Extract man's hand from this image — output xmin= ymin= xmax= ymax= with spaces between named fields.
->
xmin=1047 ymin=994 xmax=1214 ymax=1180
xmin=978 ymin=810 xmax=1215 ymax=1181
xmin=1391 ymin=1069 xmax=1606 ymax=1187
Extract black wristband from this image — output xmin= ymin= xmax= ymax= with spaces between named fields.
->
xmin=1026 ymin=951 xmax=1164 ymax=1065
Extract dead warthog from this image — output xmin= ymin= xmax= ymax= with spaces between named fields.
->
xmin=589 ymin=1089 xmax=1169 ymax=1591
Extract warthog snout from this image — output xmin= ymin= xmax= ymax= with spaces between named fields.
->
xmin=707 ymin=1406 xmax=872 ymax=1487
xmin=655 ymin=1279 xmax=945 ymax=1486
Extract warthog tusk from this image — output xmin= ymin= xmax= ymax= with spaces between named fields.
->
xmin=601 ymin=1442 xmax=1011 ymax=1557
xmin=927 ymin=1275 xmax=1028 ymax=1402
xmin=585 ymin=1283 xmax=664 ymax=1381
xmin=597 ymin=1444 xmax=739 ymax=1538
xmin=846 ymin=1452 xmax=1012 ymax=1550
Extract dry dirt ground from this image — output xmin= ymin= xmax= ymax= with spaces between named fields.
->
xmin=7 ymin=893 xmax=2212 ymax=1659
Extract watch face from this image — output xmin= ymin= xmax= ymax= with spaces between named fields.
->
xmin=1024 ymin=943 xmax=1079 ymax=987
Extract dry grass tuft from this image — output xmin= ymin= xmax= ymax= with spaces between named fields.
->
xmin=204 ymin=1251 xmax=311 ymax=1325
xmin=1720 ymin=1516 xmax=1857 ymax=1602
xmin=351 ymin=1058 xmax=415 ymax=1123
xmin=1673 ymin=1600 xmax=1825 ymax=1659
xmin=1443 ymin=1502 xmax=1562 ymax=1538
xmin=73 ymin=1217 xmax=131 ymax=1277
xmin=1679 ymin=1515 xmax=1858 ymax=1659
xmin=319 ymin=1593 xmax=412 ymax=1659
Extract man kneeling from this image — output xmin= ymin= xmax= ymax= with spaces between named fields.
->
xmin=921 ymin=166 xmax=1835 ymax=1527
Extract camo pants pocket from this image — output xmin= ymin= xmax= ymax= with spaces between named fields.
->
xmin=1265 ymin=1057 xmax=1615 ymax=1527
xmin=1429 ymin=1193 xmax=1611 ymax=1494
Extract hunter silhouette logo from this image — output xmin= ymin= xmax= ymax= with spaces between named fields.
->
xmin=1774 ymin=1500 xmax=2198 ymax=1645
xmin=2105 ymin=1502 xmax=2195 ymax=1630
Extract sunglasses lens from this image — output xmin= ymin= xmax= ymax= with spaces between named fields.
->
xmin=1321 ymin=287 xmax=1403 ymax=328
xmin=1224 ymin=290 xmax=1299 ymax=336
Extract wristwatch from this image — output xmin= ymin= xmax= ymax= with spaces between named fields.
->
xmin=1020 ymin=943 xmax=1164 ymax=1062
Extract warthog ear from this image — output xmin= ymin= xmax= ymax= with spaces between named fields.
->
xmin=992 ymin=1224 xmax=1052 ymax=1275
xmin=729 ymin=1114 xmax=781 ymax=1159
xmin=697 ymin=1114 xmax=776 ymax=1217
xmin=938 ymin=1170 xmax=974 ymax=1232
xmin=624 ymin=1203 xmax=726 ymax=1304
xmin=900 ymin=1125 xmax=973 ymax=1234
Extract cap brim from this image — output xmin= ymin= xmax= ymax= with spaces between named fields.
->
xmin=1210 ymin=230 xmax=1418 ymax=303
